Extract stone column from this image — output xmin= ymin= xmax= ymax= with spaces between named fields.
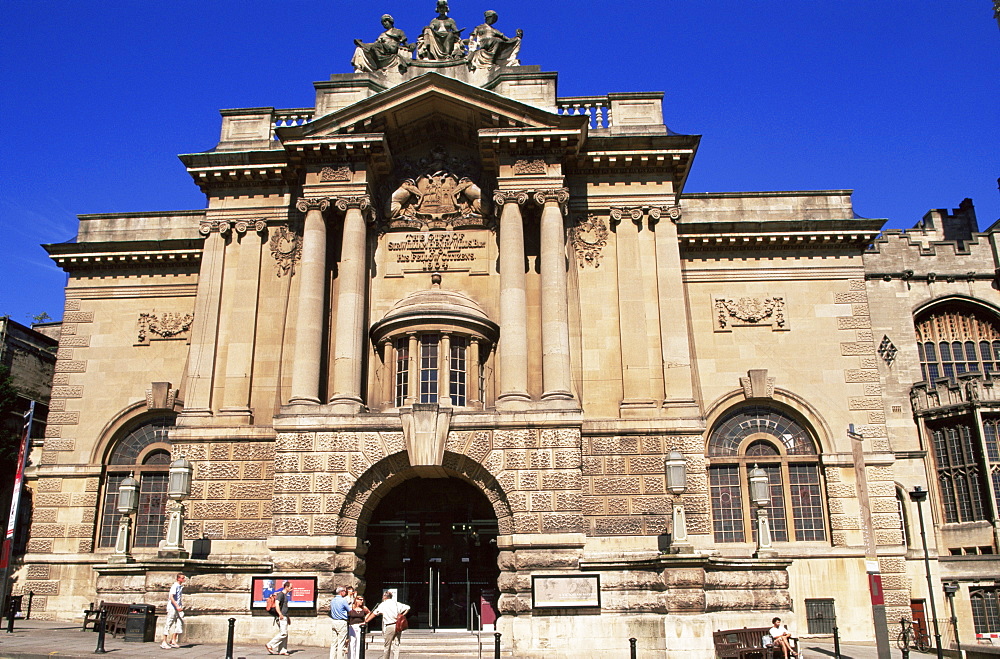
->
xmin=380 ymin=339 xmax=393 ymax=409
xmin=439 ymin=332 xmax=451 ymax=406
xmin=535 ymin=188 xmax=574 ymax=400
xmin=329 ymin=196 xmax=371 ymax=412
xmin=468 ymin=338 xmax=481 ymax=408
xmin=288 ymin=198 xmax=330 ymax=404
xmin=182 ymin=220 xmax=230 ymax=415
xmin=406 ymin=332 xmax=419 ymax=405
xmin=494 ymin=190 xmax=531 ymax=405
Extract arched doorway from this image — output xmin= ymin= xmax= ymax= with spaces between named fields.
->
xmin=363 ymin=478 xmax=500 ymax=630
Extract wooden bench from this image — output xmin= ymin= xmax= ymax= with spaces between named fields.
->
xmin=714 ymin=626 xmax=799 ymax=659
xmin=82 ymin=601 xmax=133 ymax=637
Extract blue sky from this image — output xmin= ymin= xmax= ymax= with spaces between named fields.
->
xmin=1 ymin=1 xmax=998 ymax=323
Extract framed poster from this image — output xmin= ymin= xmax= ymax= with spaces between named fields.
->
xmin=250 ymin=576 xmax=318 ymax=613
xmin=531 ymin=574 xmax=601 ymax=608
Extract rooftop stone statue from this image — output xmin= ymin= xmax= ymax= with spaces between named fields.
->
xmin=351 ymin=14 xmax=414 ymax=74
xmin=417 ymin=0 xmax=465 ymax=61
xmin=467 ymin=10 xmax=522 ymax=71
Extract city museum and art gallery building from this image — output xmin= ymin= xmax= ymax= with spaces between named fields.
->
xmin=17 ymin=5 xmax=1000 ymax=656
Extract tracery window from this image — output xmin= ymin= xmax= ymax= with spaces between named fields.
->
xmin=971 ymin=587 xmax=1000 ymax=634
xmin=97 ymin=415 xmax=174 ymax=549
xmin=916 ymin=306 xmax=1000 ymax=381
xmin=929 ymin=416 xmax=1000 ymax=525
xmin=708 ymin=406 xmax=827 ymax=543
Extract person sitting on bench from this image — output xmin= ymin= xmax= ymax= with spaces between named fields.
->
xmin=769 ymin=617 xmax=797 ymax=657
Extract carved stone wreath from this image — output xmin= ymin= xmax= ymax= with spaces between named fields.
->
xmin=570 ymin=214 xmax=609 ymax=268
xmin=137 ymin=312 xmax=195 ymax=344
xmin=269 ymin=225 xmax=301 ymax=277
xmin=714 ymin=296 xmax=787 ymax=331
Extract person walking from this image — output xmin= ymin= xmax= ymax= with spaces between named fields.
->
xmin=265 ymin=581 xmax=293 ymax=655
xmin=365 ymin=591 xmax=410 ymax=659
xmin=329 ymin=586 xmax=350 ymax=659
xmin=347 ymin=595 xmax=371 ymax=659
xmin=160 ymin=573 xmax=186 ymax=649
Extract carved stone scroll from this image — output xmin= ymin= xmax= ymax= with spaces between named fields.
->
xmin=714 ymin=296 xmax=788 ymax=332
xmin=533 ymin=188 xmax=569 ymax=215
xmin=137 ymin=312 xmax=195 ymax=345
xmin=513 ymin=159 xmax=546 ymax=175
xmin=319 ymin=165 xmax=352 ymax=182
xmin=570 ymin=214 xmax=609 ymax=268
xmin=493 ymin=189 xmax=530 ymax=206
xmin=295 ymin=197 xmax=331 ymax=213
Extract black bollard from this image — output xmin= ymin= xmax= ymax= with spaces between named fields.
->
xmin=833 ymin=625 xmax=841 ymax=659
xmin=902 ymin=646 xmax=909 ymax=659
xmin=630 ymin=637 xmax=637 ymax=659
xmin=494 ymin=632 xmax=501 ymax=659
xmin=225 ymin=617 xmax=236 ymax=659
xmin=94 ymin=609 xmax=107 ymax=654
xmin=26 ymin=592 xmax=33 ymax=620
xmin=6 ymin=597 xmax=15 ymax=633
xmin=359 ymin=623 xmax=366 ymax=659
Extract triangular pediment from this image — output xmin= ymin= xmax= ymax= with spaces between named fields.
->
xmin=278 ymin=72 xmax=585 ymax=143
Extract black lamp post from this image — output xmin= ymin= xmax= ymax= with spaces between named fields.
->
xmin=943 ymin=582 xmax=960 ymax=655
xmin=909 ymin=486 xmax=943 ymax=659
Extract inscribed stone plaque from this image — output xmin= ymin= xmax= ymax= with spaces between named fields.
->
xmin=382 ymin=230 xmax=491 ymax=277
xmin=531 ymin=574 xmax=601 ymax=608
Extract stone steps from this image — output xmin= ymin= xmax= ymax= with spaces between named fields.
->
xmin=362 ymin=629 xmax=513 ymax=657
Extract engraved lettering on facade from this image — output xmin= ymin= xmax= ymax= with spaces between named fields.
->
xmin=386 ymin=232 xmax=488 ymax=272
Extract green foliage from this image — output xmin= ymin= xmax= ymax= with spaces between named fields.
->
xmin=29 ymin=312 xmax=51 ymax=324
xmin=0 ymin=365 xmax=24 ymax=468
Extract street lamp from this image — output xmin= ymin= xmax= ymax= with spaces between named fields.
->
xmin=665 ymin=451 xmax=691 ymax=553
xmin=160 ymin=457 xmax=193 ymax=558
xmin=943 ymin=582 xmax=960 ymax=657
xmin=909 ymin=486 xmax=944 ymax=659
xmin=749 ymin=465 xmax=773 ymax=556
xmin=110 ymin=474 xmax=139 ymax=563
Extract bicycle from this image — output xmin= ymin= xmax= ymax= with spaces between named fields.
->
xmin=896 ymin=617 xmax=931 ymax=653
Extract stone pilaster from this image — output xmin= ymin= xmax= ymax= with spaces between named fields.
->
xmin=329 ymin=195 xmax=372 ymax=413
xmin=183 ymin=221 xmax=229 ymax=414
xmin=220 ymin=220 xmax=266 ymax=420
xmin=534 ymin=188 xmax=574 ymax=401
xmin=495 ymin=190 xmax=531 ymax=407
xmin=288 ymin=197 xmax=330 ymax=405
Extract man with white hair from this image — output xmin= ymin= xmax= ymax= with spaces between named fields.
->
xmin=365 ymin=591 xmax=410 ymax=659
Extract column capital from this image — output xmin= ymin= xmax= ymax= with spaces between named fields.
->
xmin=334 ymin=195 xmax=371 ymax=212
xmin=493 ymin=189 xmax=530 ymax=206
xmin=199 ymin=219 xmax=234 ymax=236
xmin=533 ymin=187 xmax=570 ymax=207
xmin=610 ymin=205 xmax=682 ymax=225
xmin=609 ymin=206 xmax=644 ymax=224
xmin=295 ymin=197 xmax=331 ymax=213
xmin=649 ymin=205 xmax=682 ymax=223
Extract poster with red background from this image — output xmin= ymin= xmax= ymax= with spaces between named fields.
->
xmin=250 ymin=576 xmax=317 ymax=610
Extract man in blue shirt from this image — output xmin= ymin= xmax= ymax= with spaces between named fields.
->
xmin=329 ymin=586 xmax=350 ymax=659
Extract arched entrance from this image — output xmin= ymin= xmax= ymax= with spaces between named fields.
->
xmin=363 ymin=477 xmax=500 ymax=630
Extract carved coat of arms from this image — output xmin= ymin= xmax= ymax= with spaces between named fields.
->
xmin=389 ymin=172 xmax=485 ymax=230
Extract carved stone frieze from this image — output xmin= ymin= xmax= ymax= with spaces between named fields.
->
xmin=319 ymin=165 xmax=352 ymax=182
xmin=714 ymin=296 xmax=787 ymax=332
xmin=295 ymin=197 xmax=331 ymax=213
xmin=389 ymin=174 xmax=483 ymax=230
xmin=570 ymin=214 xmax=609 ymax=268
xmin=269 ymin=225 xmax=301 ymax=277
xmin=136 ymin=312 xmax=195 ymax=344
xmin=513 ymin=159 xmax=546 ymax=175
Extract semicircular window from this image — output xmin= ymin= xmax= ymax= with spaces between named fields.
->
xmin=97 ymin=415 xmax=176 ymax=549
xmin=707 ymin=406 xmax=826 ymax=545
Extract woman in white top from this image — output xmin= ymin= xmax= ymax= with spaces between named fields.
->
xmin=769 ymin=617 xmax=798 ymax=657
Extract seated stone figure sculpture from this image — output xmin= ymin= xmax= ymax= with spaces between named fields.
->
xmin=417 ymin=0 xmax=465 ymax=60
xmin=468 ymin=10 xmax=522 ymax=71
xmin=351 ymin=14 xmax=413 ymax=74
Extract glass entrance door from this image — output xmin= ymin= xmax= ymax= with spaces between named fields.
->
xmin=364 ymin=479 xmax=500 ymax=630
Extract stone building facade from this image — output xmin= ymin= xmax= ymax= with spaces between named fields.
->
xmin=16 ymin=9 xmax=1000 ymax=656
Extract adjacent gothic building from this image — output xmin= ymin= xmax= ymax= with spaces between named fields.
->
xmin=17 ymin=5 xmax=1000 ymax=656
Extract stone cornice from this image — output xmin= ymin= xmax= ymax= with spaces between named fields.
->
xmin=44 ymin=239 xmax=204 ymax=272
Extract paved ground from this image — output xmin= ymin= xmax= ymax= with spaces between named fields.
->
xmin=0 ymin=619 xmax=937 ymax=658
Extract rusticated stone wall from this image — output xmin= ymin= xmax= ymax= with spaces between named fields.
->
xmin=173 ymin=440 xmax=275 ymax=540
xmin=582 ymin=433 xmax=707 ymax=537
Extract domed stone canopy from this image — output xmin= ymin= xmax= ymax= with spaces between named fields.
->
xmin=370 ymin=275 xmax=498 ymax=344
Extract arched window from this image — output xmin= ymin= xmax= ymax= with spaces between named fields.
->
xmin=915 ymin=305 xmax=1000 ymax=381
xmin=708 ymin=406 xmax=827 ymax=543
xmin=97 ymin=415 xmax=175 ymax=548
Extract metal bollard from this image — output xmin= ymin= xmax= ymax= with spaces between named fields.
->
xmin=901 ymin=647 xmax=909 ymax=659
xmin=6 ymin=598 xmax=14 ymax=633
xmin=225 ymin=617 xmax=236 ymax=659
xmin=26 ymin=592 xmax=33 ymax=620
xmin=359 ymin=623 xmax=366 ymax=659
xmin=494 ymin=632 xmax=501 ymax=659
xmin=630 ymin=637 xmax=637 ymax=659
xmin=833 ymin=625 xmax=841 ymax=659
xmin=94 ymin=609 xmax=107 ymax=654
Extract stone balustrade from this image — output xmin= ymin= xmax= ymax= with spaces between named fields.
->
xmin=557 ymin=96 xmax=612 ymax=128
xmin=910 ymin=373 xmax=998 ymax=413
xmin=271 ymin=108 xmax=315 ymax=135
